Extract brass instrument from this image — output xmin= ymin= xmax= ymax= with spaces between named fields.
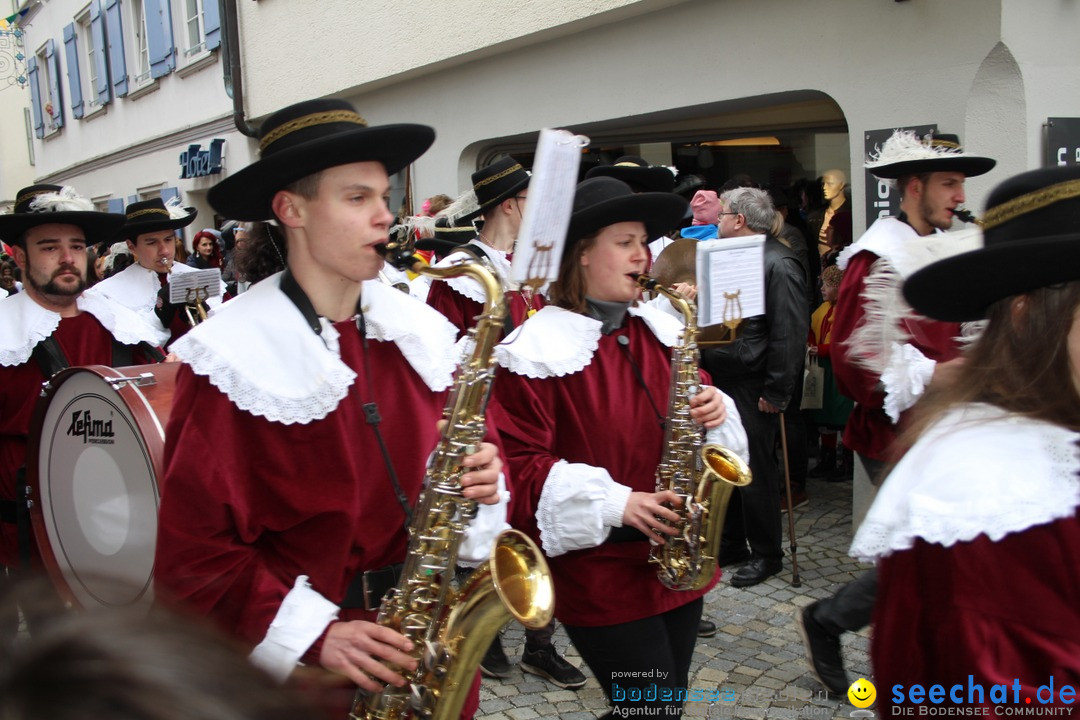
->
xmin=634 ymin=274 xmax=752 ymax=591
xmin=351 ymin=236 xmax=554 ymax=720
xmin=182 ymin=286 xmax=209 ymax=326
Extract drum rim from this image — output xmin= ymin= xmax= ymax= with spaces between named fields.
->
xmin=27 ymin=363 xmax=177 ymax=610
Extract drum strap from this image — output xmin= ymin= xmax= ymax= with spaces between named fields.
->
xmin=111 ymin=339 xmax=166 ymax=367
xmin=14 ymin=467 xmax=30 ymax=571
xmin=31 ymin=335 xmax=69 ymax=378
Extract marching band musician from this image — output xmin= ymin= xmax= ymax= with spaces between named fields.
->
xmin=84 ymin=197 xmax=223 ymax=348
xmin=489 ymin=177 xmax=748 ymax=719
xmin=151 ymin=99 xmax=508 ymax=718
xmin=0 ymin=185 xmax=168 ymax=645
xmin=426 ymin=156 xmax=544 ymax=339
xmin=852 ymin=165 xmax=1080 ymax=713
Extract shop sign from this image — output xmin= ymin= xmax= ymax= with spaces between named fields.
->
xmin=180 ymin=139 xmax=225 ymax=179
xmin=1046 ymin=118 xmax=1080 ymax=166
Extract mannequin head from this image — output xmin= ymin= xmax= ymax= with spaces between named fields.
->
xmin=822 ymin=170 xmax=847 ymax=203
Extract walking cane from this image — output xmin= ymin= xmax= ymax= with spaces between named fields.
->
xmin=778 ymin=412 xmax=802 ymax=587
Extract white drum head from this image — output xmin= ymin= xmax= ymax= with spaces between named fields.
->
xmin=35 ymin=370 xmax=161 ymax=609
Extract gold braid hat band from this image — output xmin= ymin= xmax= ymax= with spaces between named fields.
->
xmin=259 ymin=110 xmax=368 ymax=153
xmin=982 ymin=178 xmax=1080 ymax=230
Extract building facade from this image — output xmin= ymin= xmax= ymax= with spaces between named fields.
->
xmin=15 ymin=0 xmax=255 ymax=246
xmin=226 ymin=0 xmax=1080 ymax=235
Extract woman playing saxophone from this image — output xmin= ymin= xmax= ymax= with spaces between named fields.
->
xmin=490 ymin=177 xmax=748 ymax=720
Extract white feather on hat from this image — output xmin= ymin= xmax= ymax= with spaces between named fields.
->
xmin=865 ymin=130 xmax=964 ymax=169
xmin=27 ymin=186 xmax=95 ymax=214
xmin=163 ymin=195 xmax=193 ymax=220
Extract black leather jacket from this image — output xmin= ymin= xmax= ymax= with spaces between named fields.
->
xmin=700 ymin=235 xmax=809 ymax=410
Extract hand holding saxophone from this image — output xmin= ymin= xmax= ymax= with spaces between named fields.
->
xmin=623 ymin=490 xmax=683 ymax=544
xmin=689 ymin=385 xmax=728 ymax=428
xmin=319 ymin=621 xmax=418 ymax=692
xmin=458 ymin=442 xmax=503 ymax=504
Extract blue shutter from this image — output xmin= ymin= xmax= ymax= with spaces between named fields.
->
xmin=104 ymin=0 xmax=128 ymax=97
xmin=145 ymin=0 xmax=175 ymax=79
xmin=63 ymin=24 xmax=85 ymax=119
xmin=127 ymin=195 xmax=138 ymax=207
xmin=160 ymin=187 xmax=180 ymax=203
xmin=89 ymin=0 xmax=110 ymax=105
xmin=107 ymin=198 xmax=124 ymax=214
xmin=45 ymin=39 xmax=64 ymax=129
xmin=203 ymin=0 xmax=221 ymax=51
xmin=27 ymin=56 xmax=44 ymax=138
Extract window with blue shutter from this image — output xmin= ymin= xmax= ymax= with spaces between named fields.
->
xmin=63 ymin=24 xmax=85 ymax=119
xmin=104 ymin=0 xmax=128 ymax=97
xmin=27 ymin=56 xmax=44 ymax=138
xmin=89 ymin=0 xmax=111 ymax=106
xmin=204 ymin=0 xmax=220 ymax=51
xmin=107 ymin=198 xmax=125 ymax=214
xmin=45 ymin=39 xmax=64 ymax=129
xmin=160 ymin=187 xmax=180 ymax=203
xmin=145 ymin=0 xmax=175 ymax=79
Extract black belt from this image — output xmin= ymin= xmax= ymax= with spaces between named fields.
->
xmin=341 ymin=563 xmax=404 ymax=611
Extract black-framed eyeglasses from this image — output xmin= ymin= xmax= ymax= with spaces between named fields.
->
xmin=514 ymin=195 xmax=528 ymax=201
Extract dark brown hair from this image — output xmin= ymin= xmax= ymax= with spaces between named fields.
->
xmin=547 ymin=233 xmax=598 ymax=314
xmin=233 ymin=222 xmax=287 ymax=284
xmin=903 ymin=281 xmax=1080 ymax=449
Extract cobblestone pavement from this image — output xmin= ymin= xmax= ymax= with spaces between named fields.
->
xmin=476 ymin=474 xmax=873 ymax=720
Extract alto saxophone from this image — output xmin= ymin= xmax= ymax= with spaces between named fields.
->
xmin=351 ymin=237 xmax=554 ymax=720
xmin=635 ymin=274 xmax=752 ymax=591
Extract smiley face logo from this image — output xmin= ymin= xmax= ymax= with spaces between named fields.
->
xmin=848 ymin=678 xmax=876 ymax=708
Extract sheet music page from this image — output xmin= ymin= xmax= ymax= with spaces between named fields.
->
xmin=168 ymin=269 xmax=222 ymax=304
xmin=510 ymin=128 xmax=588 ymax=287
xmin=696 ymin=235 xmax=766 ymax=327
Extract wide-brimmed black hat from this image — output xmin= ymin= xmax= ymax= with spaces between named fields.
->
xmin=461 ymin=156 xmax=530 ymax=222
xmin=119 ymin=198 xmax=197 ymax=239
xmin=585 ymin=156 xmax=676 ymax=194
xmin=0 ymin=184 xmax=125 ymax=246
xmin=566 ymin=177 xmax=688 ymax=251
xmin=904 ymin=165 xmax=1080 ymax=321
xmin=208 ymin=99 xmax=435 ymax=221
xmin=865 ymin=130 xmax=996 ymax=180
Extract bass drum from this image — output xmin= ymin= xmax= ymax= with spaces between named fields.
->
xmin=27 ymin=363 xmax=178 ymax=610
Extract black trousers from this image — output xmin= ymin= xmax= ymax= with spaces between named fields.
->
xmin=812 ymin=456 xmax=886 ymax=634
xmin=564 ymin=598 xmax=702 ymax=719
xmin=717 ymin=378 xmax=784 ymax=562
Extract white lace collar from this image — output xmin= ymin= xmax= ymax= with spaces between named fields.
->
xmin=850 ymin=403 xmax=1080 ymax=562
xmin=494 ymin=302 xmax=682 ymax=379
xmin=0 ymin=291 xmax=169 ymax=366
xmin=433 ymin=240 xmax=513 ymax=303
xmin=171 ymin=273 xmax=459 ymax=425
xmin=837 ymin=218 xmax=981 ymax=279
xmin=86 ymin=262 xmax=224 ymax=316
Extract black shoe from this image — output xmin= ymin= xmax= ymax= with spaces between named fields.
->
xmin=808 ymin=449 xmax=837 ymax=478
xmin=697 ymin=619 xmax=717 ymax=638
xmin=796 ymin=602 xmax=849 ymax=695
xmin=520 ymin=644 xmax=587 ymax=689
xmin=479 ymin=635 xmax=513 ymax=679
xmin=716 ymin=545 xmax=751 ymax=568
xmin=728 ymin=557 xmax=782 ymax=588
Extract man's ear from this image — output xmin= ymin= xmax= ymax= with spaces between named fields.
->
xmin=271 ymin=190 xmax=304 ymax=229
xmin=11 ymin=245 xmax=27 ymax=273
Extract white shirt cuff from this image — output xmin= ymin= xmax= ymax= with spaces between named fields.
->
xmin=705 ymin=388 xmax=751 ymax=465
xmin=881 ymin=342 xmax=936 ymax=423
xmin=248 ymin=575 xmax=339 ymax=683
xmin=458 ymin=472 xmax=511 ymax=566
xmin=536 ymin=460 xmax=632 ymax=557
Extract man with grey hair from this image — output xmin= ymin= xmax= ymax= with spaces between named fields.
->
xmin=701 ymin=186 xmax=808 ymax=587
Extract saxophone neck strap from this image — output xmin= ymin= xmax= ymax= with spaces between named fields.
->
xmin=341 ymin=562 xmax=405 ymax=611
